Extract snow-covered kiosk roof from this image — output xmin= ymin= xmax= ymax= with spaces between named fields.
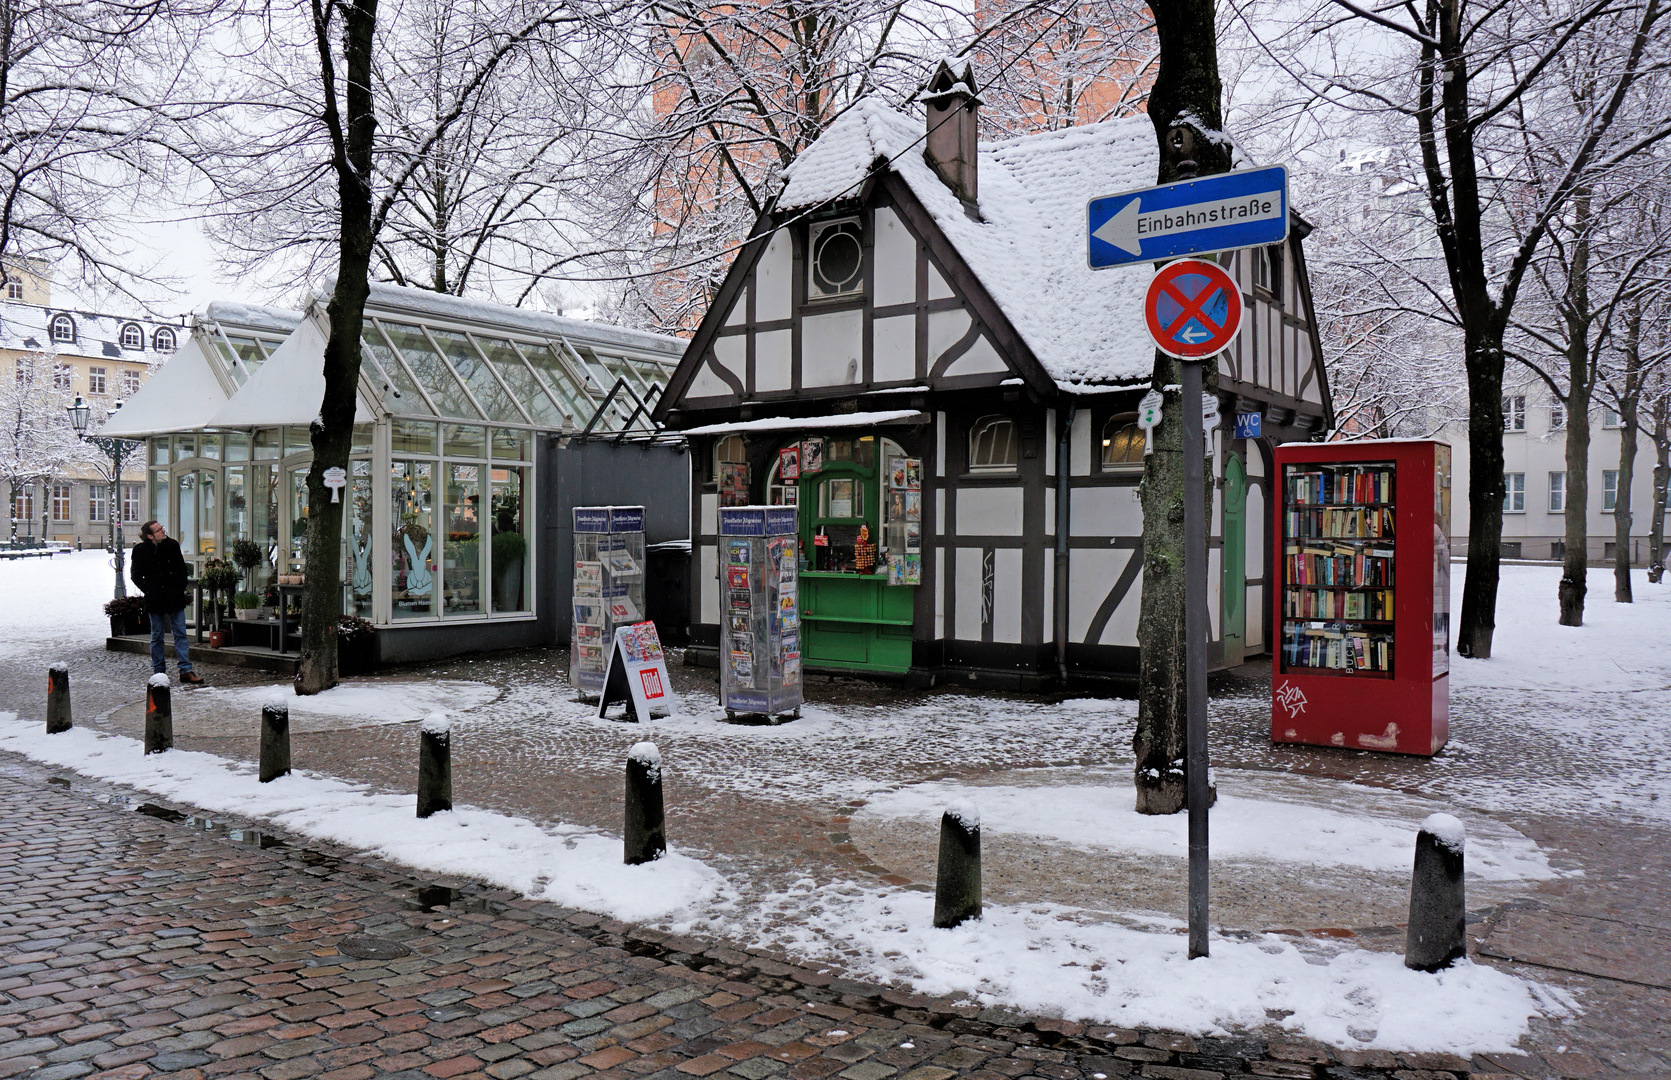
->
xmin=101 ymin=301 xmax=300 ymax=437
xmin=776 ymin=98 xmax=1162 ymax=390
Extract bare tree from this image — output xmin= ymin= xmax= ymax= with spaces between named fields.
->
xmin=1645 ymin=372 xmax=1670 ymax=582
xmin=971 ymin=0 xmax=1156 ymax=138
xmin=1230 ymin=0 xmax=1671 ymax=657
xmin=0 ymin=353 xmax=79 ymax=540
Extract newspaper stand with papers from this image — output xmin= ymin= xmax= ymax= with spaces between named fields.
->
xmin=571 ymin=505 xmax=646 ymax=699
xmin=598 ymin=620 xmax=673 ymax=721
xmin=718 ymin=506 xmax=803 ymax=722
xmin=1272 ymin=439 xmax=1452 ymax=756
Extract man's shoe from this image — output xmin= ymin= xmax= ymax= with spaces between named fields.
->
xmin=181 ymin=672 xmax=206 ymax=685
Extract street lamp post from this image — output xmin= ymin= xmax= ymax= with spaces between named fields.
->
xmin=66 ymin=395 xmax=142 ymax=599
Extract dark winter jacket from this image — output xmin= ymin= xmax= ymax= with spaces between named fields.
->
xmin=131 ymin=537 xmax=191 ymax=614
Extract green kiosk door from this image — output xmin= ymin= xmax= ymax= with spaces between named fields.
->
xmin=792 ymin=434 xmax=916 ymax=674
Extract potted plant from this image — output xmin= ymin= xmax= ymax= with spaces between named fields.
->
xmin=234 ymin=591 xmax=262 ymax=620
xmin=104 ymin=595 xmax=149 ymax=636
xmin=231 ymin=537 xmax=265 ymax=592
xmin=492 ymin=530 xmax=526 ymax=610
xmin=262 ymin=583 xmax=280 ymax=618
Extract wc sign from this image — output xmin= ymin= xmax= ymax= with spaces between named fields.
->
xmin=1234 ymin=411 xmax=1263 ymax=439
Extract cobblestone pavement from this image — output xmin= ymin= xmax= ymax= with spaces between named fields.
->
xmin=0 ymin=757 xmax=1564 ymax=1080
xmin=2 ymin=633 xmax=1669 ymax=1076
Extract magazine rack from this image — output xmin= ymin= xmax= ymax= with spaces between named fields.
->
xmin=571 ymin=505 xmax=646 ymax=698
xmin=719 ymin=506 xmax=802 ymax=721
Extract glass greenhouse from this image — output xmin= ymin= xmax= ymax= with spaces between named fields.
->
xmin=107 ymin=285 xmax=685 ymax=659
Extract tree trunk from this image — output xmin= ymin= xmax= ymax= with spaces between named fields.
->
xmin=1456 ymin=327 xmax=1506 ymax=657
xmin=1560 ymin=380 xmax=1591 ymax=625
xmin=1648 ymin=392 xmax=1668 ymax=584
xmin=1133 ymin=0 xmax=1231 ymax=816
xmin=1613 ymin=306 xmax=1644 ymax=603
xmin=296 ymin=0 xmax=380 ymax=695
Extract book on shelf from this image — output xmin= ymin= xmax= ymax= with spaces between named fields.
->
xmin=1287 ymin=466 xmax=1394 ymax=506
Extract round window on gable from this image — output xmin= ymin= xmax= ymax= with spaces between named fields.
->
xmin=969 ymin=415 xmax=1017 ymax=471
xmin=153 ymin=326 xmax=177 ymax=352
xmin=120 ymin=323 xmax=144 ymax=349
xmin=808 ymin=218 xmax=864 ymax=300
xmin=49 ymin=313 xmax=75 ymax=343
xmin=1101 ymin=414 xmax=1144 ymax=469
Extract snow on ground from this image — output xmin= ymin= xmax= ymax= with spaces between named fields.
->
xmin=0 ymin=712 xmax=1575 ymax=1056
xmin=193 ymin=680 xmax=500 ymax=723
xmin=855 ymin=771 xmax=1556 ymax=881
xmin=1449 ymin=564 xmax=1671 ymax=692
xmin=0 ymin=716 xmax=723 ymax=924
xmin=0 ymin=550 xmax=117 ymax=661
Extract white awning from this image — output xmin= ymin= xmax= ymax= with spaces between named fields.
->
xmin=207 ymin=315 xmax=373 ymax=428
xmin=676 ymin=409 xmax=928 ymax=436
xmin=99 ymin=337 xmax=231 ymax=436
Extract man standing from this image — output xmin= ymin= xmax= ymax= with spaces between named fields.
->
xmin=131 ymin=520 xmax=205 ymax=685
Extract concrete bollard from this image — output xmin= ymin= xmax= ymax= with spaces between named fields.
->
xmin=259 ymin=698 xmax=291 ymax=783
xmin=417 ymin=713 xmax=452 ymax=818
xmin=46 ymin=663 xmax=71 ymax=734
xmin=933 ymin=799 xmax=982 ymax=928
xmin=623 ymin=742 xmax=665 ymax=865
xmin=1405 ymin=812 xmax=1467 ymax=971
xmin=144 ymin=674 xmax=172 ymax=755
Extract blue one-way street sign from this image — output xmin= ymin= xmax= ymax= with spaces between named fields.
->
xmin=1087 ymin=166 xmax=1289 ymax=269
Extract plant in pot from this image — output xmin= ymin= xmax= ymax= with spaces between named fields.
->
xmin=262 ymin=583 xmax=280 ymax=618
xmin=231 ymin=537 xmax=265 ymax=593
xmin=234 ymin=591 xmax=262 ymax=620
xmin=104 ymin=595 xmax=149 ymax=636
xmin=199 ymin=559 xmax=241 ymax=629
xmin=492 ymin=530 xmax=526 ymax=611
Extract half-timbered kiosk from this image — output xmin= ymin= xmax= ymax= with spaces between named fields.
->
xmin=655 ymin=64 xmax=1333 ymax=689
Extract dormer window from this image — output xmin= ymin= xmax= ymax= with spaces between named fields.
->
xmin=49 ymin=313 xmax=75 ymax=343
xmin=120 ymin=323 xmax=144 ymax=349
xmin=153 ymin=326 xmax=176 ymax=351
xmin=807 ymin=218 xmax=864 ymax=301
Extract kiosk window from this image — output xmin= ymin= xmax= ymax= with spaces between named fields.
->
xmin=969 ymin=416 xmax=1017 ymax=471
xmin=1101 ymin=415 xmax=1144 ymax=468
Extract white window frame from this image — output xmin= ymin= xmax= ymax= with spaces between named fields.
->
xmin=89 ymin=484 xmax=109 ymax=523
xmin=968 ymin=415 xmax=1018 ymax=472
xmin=88 ymin=366 xmax=107 ymax=395
xmin=152 ymin=326 xmax=177 ymax=352
xmin=1548 ymin=402 xmax=1565 ymax=430
xmin=1548 ymin=471 xmax=1565 ymax=513
xmin=121 ymin=369 xmax=142 ymax=396
xmin=52 ymin=364 xmax=72 ymax=391
xmin=50 ymin=483 xmax=72 ymax=522
xmin=1602 ymin=407 xmax=1622 ymax=429
xmin=121 ymin=483 xmax=143 ymax=523
xmin=49 ymin=314 xmax=75 ymax=343
xmin=1503 ymin=472 xmax=1526 ymax=513
xmin=119 ymin=323 xmax=144 ymax=349
xmin=1603 ymin=469 xmax=1618 ymax=512
xmin=1502 ymin=395 xmax=1526 ymax=432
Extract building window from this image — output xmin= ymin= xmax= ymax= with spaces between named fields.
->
xmin=49 ymin=314 xmax=75 ymax=342
xmin=89 ymin=485 xmax=108 ymax=523
xmin=119 ymin=323 xmax=143 ymax=349
xmin=1101 ymin=414 xmax=1145 ymax=469
xmin=88 ymin=366 xmax=106 ymax=395
xmin=1503 ymin=472 xmax=1525 ymax=512
xmin=13 ymin=486 xmax=33 ymax=522
xmin=1501 ymin=541 xmax=1522 ymax=559
xmin=1549 ymin=402 xmax=1565 ymax=430
xmin=969 ymin=415 xmax=1018 ymax=471
xmin=1602 ymin=406 xmax=1622 ymax=429
xmin=121 ymin=369 xmax=141 ymax=396
xmin=1603 ymin=469 xmax=1618 ymax=511
xmin=1502 ymin=395 xmax=1525 ymax=431
xmin=121 ymin=483 xmax=142 ymax=523
xmin=152 ymin=326 xmax=176 ymax=351
xmin=1551 ymin=540 xmax=1565 ymax=560
xmin=1548 ymin=471 xmax=1565 ymax=513
xmin=53 ymin=364 xmax=72 ymax=391
xmin=51 ymin=483 xmax=71 ymax=522
xmin=806 ymin=218 xmax=864 ymax=301
xmin=4 ymin=275 xmax=20 ymax=300
xmin=1252 ymin=246 xmax=1282 ymax=299
xmin=13 ymin=358 xmax=25 ymax=383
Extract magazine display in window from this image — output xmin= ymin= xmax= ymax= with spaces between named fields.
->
xmin=718 ymin=505 xmax=802 ymax=720
xmin=802 ymin=437 xmax=824 ymax=474
xmin=883 ymin=455 xmax=922 ymax=585
xmin=571 ymin=505 xmax=645 ymax=698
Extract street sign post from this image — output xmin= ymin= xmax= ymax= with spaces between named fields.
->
xmin=1144 ymin=259 xmax=1244 ymax=359
xmin=1088 ymin=166 xmax=1289 ymax=269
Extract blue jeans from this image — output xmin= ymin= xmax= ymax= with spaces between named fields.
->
xmin=149 ymin=609 xmax=194 ymax=675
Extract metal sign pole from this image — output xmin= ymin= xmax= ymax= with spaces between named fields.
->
xmin=1180 ymin=356 xmax=1210 ymax=959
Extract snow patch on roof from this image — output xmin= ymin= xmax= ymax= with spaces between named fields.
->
xmin=778 ymin=99 xmax=1164 ymax=388
xmin=201 ymin=301 xmax=302 ymax=336
xmin=342 ymin=282 xmax=685 ymax=359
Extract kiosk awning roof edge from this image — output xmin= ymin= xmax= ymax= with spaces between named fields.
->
xmin=677 ymin=410 xmax=928 ymax=436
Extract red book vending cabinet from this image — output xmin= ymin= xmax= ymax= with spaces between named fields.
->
xmin=1271 ymin=439 xmax=1452 ymax=756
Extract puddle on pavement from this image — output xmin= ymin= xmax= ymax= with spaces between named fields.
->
xmin=134 ymin=803 xmax=286 ymax=848
xmin=414 ymin=885 xmax=492 ymax=913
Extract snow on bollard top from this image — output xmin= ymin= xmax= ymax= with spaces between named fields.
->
xmin=628 ymin=742 xmax=661 ymax=782
xmin=420 ymin=712 xmax=451 ymax=736
xmin=148 ymin=673 xmax=170 ymax=688
xmin=264 ymin=692 xmax=289 ymax=712
xmin=1421 ymin=812 xmax=1466 ymax=853
xmin=945 ymin=797 xmax=980 ymax=832
xmin=50 ymin=661 xmax=68 ymax=674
